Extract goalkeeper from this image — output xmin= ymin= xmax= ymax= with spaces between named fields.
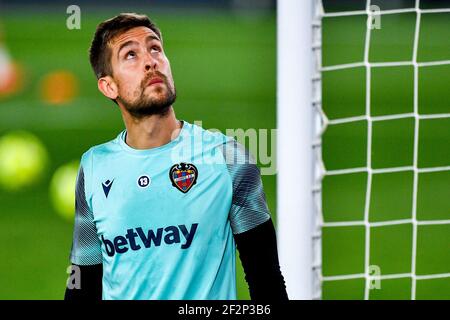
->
xmin=64 ymin=13 xmax=288 ymax=300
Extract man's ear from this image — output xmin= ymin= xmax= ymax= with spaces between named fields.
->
xmin=97 ymin=76 xmax=118 ymax=100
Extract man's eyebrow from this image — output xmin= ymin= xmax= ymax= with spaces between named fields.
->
xmin=117 ymin=40 xmax=138 ymax=57
xmin=146 ymin=35 xmax=161 ymax=43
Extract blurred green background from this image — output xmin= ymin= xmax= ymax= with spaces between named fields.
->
xmin=321 ymin=0 xmax=450 ymax=299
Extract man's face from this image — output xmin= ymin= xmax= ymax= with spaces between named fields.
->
xmin=108 ymin=26 xmax=176 ymax=117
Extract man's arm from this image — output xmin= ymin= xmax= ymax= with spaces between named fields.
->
xmin=234 ymin=218 xmax=288 ymax=301
xmin=222 ymin=139 xmax=288 ymax=301
xmin=65 ymin=160 xmax=103 ymax=300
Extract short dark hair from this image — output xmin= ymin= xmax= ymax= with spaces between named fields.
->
xmin=89 ymin=13 xmax=162 ymax=79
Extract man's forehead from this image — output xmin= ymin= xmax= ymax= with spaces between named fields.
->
xmin=110 ymin=26 xmax=160 ymax=47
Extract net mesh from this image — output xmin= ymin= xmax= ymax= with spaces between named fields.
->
xmin=312 ymin=0 xmax=450 ymax=299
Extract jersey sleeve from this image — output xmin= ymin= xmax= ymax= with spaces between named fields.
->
xmin=220 ymin=139 xmax=271 ymax=235
xmin=69 ymin=152 xmax=103 ymax=265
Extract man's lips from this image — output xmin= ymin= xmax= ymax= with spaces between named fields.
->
xmin=147 ymin=77 xmax=164 ymax=86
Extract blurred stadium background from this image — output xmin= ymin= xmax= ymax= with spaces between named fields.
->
xmin=0 ymin=0 xmax=448 ymax=300
xmin=0 ymin=0 xmax=276 ymax=300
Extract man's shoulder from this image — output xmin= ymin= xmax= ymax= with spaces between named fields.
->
xmin=187 ymin=123 xmax=255 ymax=168
xmin=80 ymin=131 xmax=123 ymax=165
xmin=188 ymin=121 xmax=234 ymax=149
xmin=221 ymin=138 xmax=256 ymax=166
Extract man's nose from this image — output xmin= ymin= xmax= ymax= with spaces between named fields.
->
xmin=144 ymin=52 xmax=157 ymax=72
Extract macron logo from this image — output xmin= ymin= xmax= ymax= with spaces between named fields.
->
xmin=101 ymin=223 xmax=199 ymax=257
xmin=102 ymin=179 xmax=114 ymax=198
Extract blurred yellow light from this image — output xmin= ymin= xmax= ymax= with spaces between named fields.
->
xmin=49 ymin=160 xmax=79 ymax=222
xmin=0 ymin=131 xmax=49 ymax=191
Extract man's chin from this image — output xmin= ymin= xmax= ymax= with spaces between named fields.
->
xmin=144 ymin=86 xmax=170 ymax=100
xmin=118 ymin=86 xmax=176 ymax=118
xmin=123 ymin=94 xmax=176 ymax=118
xmin=125 ymin=103 xmax=172 ymax=119
xmin=145 ymin=82 xmax=167 ymax=93
xmin=142 ymin=94 xmax=172 ymax=108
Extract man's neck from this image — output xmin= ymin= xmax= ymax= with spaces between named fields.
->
xmin=121 ymin=106 xmax=182 ymax=150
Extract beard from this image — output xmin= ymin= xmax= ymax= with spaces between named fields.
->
xmin=117 ymin=72 xmax=177 ymax=119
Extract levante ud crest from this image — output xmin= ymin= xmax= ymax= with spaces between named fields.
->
xmin=169 ymin=163 xmax=198 ymax=193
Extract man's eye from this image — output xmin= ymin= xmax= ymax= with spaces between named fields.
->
xmin=125 ymin=51 xmax=136 ymax=59
xmin=151 ymin=46 xmax=161 ymax=53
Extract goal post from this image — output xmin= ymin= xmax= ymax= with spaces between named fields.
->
xmin=276 ymin=0 xmax=314 ymax=300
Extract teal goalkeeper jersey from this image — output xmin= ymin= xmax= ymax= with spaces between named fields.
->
xmin=69 ymin=121 xmax=271 ymax=300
